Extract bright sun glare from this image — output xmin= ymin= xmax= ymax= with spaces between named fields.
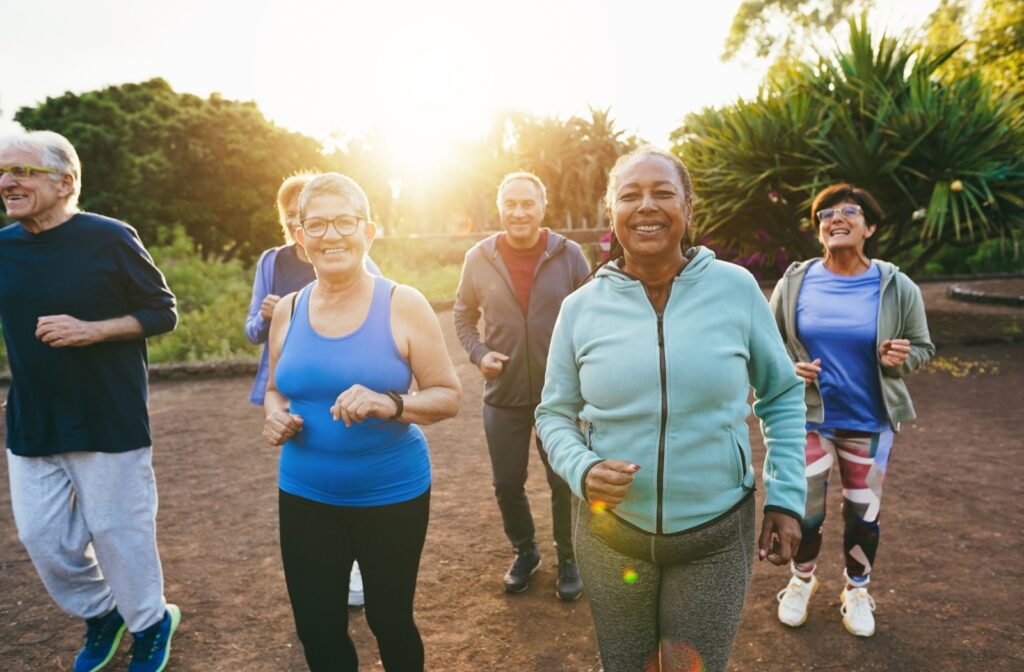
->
xmin=0 ymin=0 xmax=945 ymax=185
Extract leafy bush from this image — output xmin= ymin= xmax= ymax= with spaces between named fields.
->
xmin=908 ymin=237 xmax=1024 ymax=276
xmin=371 ymin=235 xmax=478 ymax=302
xmin=146 ymin=228 xmax=257 ymax=363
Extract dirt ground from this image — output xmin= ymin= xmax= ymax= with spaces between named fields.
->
xmin=1 ymin=308 xmax=1022 ymax=671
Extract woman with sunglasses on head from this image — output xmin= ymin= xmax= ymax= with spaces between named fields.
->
xmin=261 ymin=173 xmax=461 ymax=672
xmin=770 ymin=183 xmax=934 ymax=638
xmin=536 ymin=147 xmax=808 ymax=672
xmin=245 ymin=172 xmax=381 ymax=610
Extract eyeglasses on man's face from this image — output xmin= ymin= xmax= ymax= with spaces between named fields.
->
xmin=299 ymin=215 xmax=365 ymax=238
xmin=816 ymin=205 xmax=863 ymax=222
xmin=0 ymin=164 xmax=60 ymax=180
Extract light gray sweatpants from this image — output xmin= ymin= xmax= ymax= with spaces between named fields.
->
xmin=573 ymin=494 xmax=755 ymax=672
xmin=6 ymin=447 xmax=167 ymax=633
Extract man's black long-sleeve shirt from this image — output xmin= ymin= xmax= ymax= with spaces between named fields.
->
xmin=0 ymin=213 xmax=177 ymax=456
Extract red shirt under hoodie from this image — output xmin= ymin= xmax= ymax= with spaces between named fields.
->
xmin=496 ymin=229 xmax=548 ymax=315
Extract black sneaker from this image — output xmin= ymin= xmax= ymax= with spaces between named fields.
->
xmin=503 ymin=549 xmax=541 ymax=594
xmin=556 ymin=557 xmax=584 ymax=602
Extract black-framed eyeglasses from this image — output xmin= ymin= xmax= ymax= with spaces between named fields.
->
xmin=299 ymin=215 xmax=365 ymax=238
xmin=0 ymin=164 xmax=60 ymax=179
xmin=816 ymin=205 xmax=863 ymax=222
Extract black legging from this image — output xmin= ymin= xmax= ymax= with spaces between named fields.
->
xmin=279 ymin=488 xmax=430 ymax=672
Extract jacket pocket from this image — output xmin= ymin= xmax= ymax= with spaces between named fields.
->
xmin=583 ymin=420 xmax=596 ymax=451
xmin=729 ymin=426 xmax=755 ymax=491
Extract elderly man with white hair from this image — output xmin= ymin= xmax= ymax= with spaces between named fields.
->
xmin=0 ymin=131 xmax=179 ymax=672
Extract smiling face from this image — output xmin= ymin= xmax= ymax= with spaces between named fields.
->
xmin=817 ymin=199 xmax=875 ymax=256
xmin=0 ymin=146 xmax=74 ymax=225
xmin=611 ymin=155 xmax=691 ymax=267
xmin=498 ymin=178 xmax=546 ymax=249
xmin=295 ymin=194 xmax=374 ymax=279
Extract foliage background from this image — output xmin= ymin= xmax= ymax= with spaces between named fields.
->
xmin=1 ymin=2 xmax=1021 ymax=369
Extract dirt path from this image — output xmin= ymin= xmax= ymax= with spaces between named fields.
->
xmin=1 ymin=314 xmax=1022 ymax=671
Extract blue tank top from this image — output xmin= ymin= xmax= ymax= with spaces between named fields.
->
xmin=275 ymin=276 xmax=430 ymax=506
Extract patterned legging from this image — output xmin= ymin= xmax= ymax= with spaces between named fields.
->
xmin=794 ymin=428 xmax=894 ymax=579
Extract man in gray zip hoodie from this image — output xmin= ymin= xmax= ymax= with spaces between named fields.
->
xmin=454 ymin=172 xmax=590 ymax=600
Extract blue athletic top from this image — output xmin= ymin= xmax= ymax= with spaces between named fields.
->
xmin=796 ymin=261 xmax=887 ymax=432
xmin=274 ymin=276 xmax=430 ymax=506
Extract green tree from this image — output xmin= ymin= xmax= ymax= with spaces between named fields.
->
xmin=14 ymin=78 xmax=333 ymax=261
xmin=678 ymin=18 xmax=1024 ymax=276
xmin=974 ymin=0 xmax=1024 ymax=92
xmin=502 ymin=108 xmax=637 ymax=230
xmin=723 ymin=0 xmax=873 ymax=64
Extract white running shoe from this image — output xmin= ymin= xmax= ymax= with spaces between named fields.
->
xmin=348 ymin=562 xmax=365 ymax=608
xmin=840 ymin=586 xmax=876 ymax=637
xmin=776 ymin=575 xmax=819 ymax=627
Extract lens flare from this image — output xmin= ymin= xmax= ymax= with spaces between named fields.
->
xmin=644 ymin=641 xmax=705 ymax=672
xmin=623 ymin=568 xmax=639 ymax=584
xmin=590 ymin=500 xmax=608 ymax=514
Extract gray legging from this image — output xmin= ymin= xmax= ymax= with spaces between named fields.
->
xmin=573 ymin=494 xmax=755 ymax=672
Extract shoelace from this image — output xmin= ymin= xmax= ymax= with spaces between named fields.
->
xmin=841 ymin=589 xmax=876 ymax=617
xmin=512 ymin=555 xmax=536 ymax=573
xmin=85 ymin=617 xmax=121 ymax=649
xmin=558 ymin=561 xmax=577 ymax=581
xmin=131 ymin=628 xmax=165 ymax=662
xmin=776 ymin=578 xmax=811 ymax=603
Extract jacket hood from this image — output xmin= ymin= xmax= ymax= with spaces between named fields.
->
xmin=595 ymin=246 xmax=716 ymax=287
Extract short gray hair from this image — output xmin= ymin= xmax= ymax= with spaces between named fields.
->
xmin=298 ymin=172 xmax=370 ymax=220
xmin=0 ymin=130 xmax=82 ymax=208
xmin=497 ymin=171 xmax=547 ymax=207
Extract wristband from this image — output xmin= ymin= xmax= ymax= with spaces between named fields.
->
xmin=386 ymin=391 xmax=404 ymax=420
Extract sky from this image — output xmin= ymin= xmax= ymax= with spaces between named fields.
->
xmin=1 ymin=0 xmax=940 ymax=174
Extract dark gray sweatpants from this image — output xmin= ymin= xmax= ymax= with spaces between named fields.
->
xmin=573 ymin=495 xmax=755 ymax=672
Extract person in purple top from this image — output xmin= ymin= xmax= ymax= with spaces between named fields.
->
xmin=0 ymin=131 xmax=180 ymax=672
xmin=245 ymin=172 xmax=380 ymax=608
xmin=769 ymin=184 xmax=934 ymax=638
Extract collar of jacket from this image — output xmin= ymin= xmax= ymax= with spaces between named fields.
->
xmin=595 ymin=245 xmax=714 ymax=287
xmin=480 ymin=228 xmax=566 ymax=259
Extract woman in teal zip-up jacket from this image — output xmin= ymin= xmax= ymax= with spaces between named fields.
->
xmin=535 ymin=148 xmax=807 ymax=672
xmin=768 ymin=184 xmax=934 ymax=639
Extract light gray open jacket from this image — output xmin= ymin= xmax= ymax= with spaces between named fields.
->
xmin=768 ymin=258 xmax=936 ymax=429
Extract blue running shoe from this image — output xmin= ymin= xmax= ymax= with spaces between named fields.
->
xmin=127 ymin=604 xmax=181 ymax=672
xmin=73 ymin=608 xmax=126 ymax=672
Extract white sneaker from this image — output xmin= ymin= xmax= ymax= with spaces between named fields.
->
xmin=776 ymin=575 xmax=819 ymax=627
xmin=840 ymin=586 xmax=876 ymax=637
xmin=348 ymin=562 xmax=365 ymax=608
